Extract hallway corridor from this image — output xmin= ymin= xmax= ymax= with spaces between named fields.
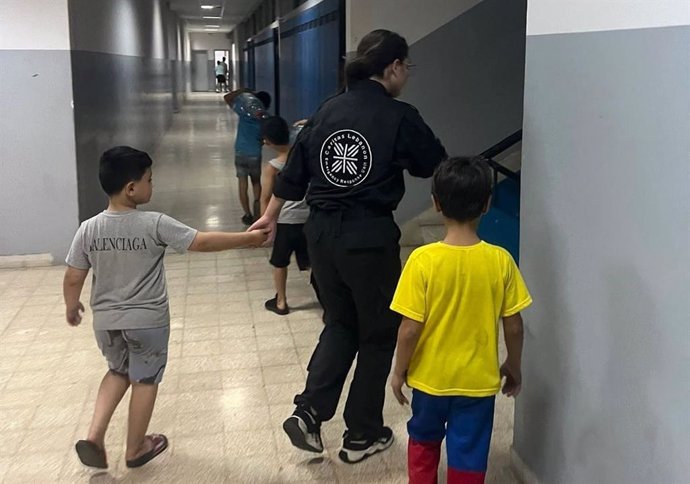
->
xmin=0 ymin=95 xmax=519 ymax=483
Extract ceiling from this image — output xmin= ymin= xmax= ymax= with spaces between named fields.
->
xmin=169 ymin=0 xmax=261 ymax=33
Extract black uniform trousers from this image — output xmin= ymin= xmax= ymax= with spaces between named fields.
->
xmin=295 ymin=209 xmax=402 ymax=438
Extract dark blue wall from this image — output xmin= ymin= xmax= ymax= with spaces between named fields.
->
xmin=244 ymin=0 xmax=342 ymax=124
xmin=253 ymin=28 xmax=277 ymax=115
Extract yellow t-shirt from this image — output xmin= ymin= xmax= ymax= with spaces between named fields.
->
xmin=390 ymin=241 xmax=532 ymax=397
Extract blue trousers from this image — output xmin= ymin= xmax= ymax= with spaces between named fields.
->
xmin=407 ymin=390 xmax=495 ymax=484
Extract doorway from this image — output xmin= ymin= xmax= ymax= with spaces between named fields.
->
xmin=191 ymin=50 xmax=210 ymax=91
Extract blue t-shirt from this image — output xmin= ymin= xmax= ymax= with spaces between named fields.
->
xmin=233 ymin=99 xmax=262 ymax=157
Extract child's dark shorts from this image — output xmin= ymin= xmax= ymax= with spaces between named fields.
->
xmin=94 ymin=327 xmax=170 ymax=384
xmin=270 ymin=223 xmax=310 ymax=270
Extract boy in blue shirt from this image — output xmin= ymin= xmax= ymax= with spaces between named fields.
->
xmin=224 ymin=89 xmax=272 ymax=225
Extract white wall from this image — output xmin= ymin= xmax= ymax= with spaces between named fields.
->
xmin=190 ymin=32 xmax=232 ymax=59
xmin=69 ymin=0 xmax=171 ymax=58
xmin=515 ymin=2 xmax=690 ymax=483
xmin=0 ymin=0 xmax=79 ymax=260
xmin=526 ymin=0 xmax=690 ymax=35
xmin=0 ymin=0 xmax=71 ymax=49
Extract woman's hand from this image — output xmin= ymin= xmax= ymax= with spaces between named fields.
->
xmin=248 ymin=214 xmax=278 ymax=246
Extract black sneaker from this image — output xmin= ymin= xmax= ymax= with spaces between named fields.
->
xmin=241 ymin=213 xmax=254 ymax=226
xmin=338 ymin=427 xmax=394 ymax=464
xmin=282 ymin=406 xmax=323 ymax=453
xmin=265 ymin=295 xmax=289 ymax=315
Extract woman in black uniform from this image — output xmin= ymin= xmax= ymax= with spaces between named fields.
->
xmin=250 ymin=30 xmax=446 ymax=463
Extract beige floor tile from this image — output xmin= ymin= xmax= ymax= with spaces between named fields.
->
xmin=219 ymin=336 xmax=258 ymax=354
xmin=221 ymin=406 xmax=271 ymax=431
xmin=254 ymin=320 xmax=291 ymax=336
xmin=224 ymin=429 xmax=277 ymax=457
xmin=30 ymin=402 xmax=84 ymax=429
xmin=182 ymin=340 xmax=222 ymax=357
xmin=182 ymin=326 xmax=220 ymax=342
xmin=175 ymin=409 xmax=225 ymax=437
xmin=177 ymin=371 xmax=223 ymax=392
xmin=221 ymin=368 xmax=264 ymax=388
xmin=0 ymin=406 xmax=36 ymax=434
xmin=259 ymin=348 xmax=300 ymax=367
xmin=0 ymin=430 xmax=25 ymax=457
xmin=265 ymin=383 xmax=301 ymax=406
xmin=218 ymin=352 xmax=261 ymax=370
xmin=256 ymin=334 xmax=296 ymax=351
xmin=3 ymin=449 xmax=66 ymax=482
xmin=221 ymin=386 xmax=269 ymax=408
xmin=262 ymin=364 xmax=305 ymax=385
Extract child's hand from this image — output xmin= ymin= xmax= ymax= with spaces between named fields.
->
xmin=247 ymin=229 xmax=269 ymax=247
xmin=390 ymin=371 xmax=409 ymax=405
xmin=500 ymin=362 xmax=522 ymax=397
xmin=66 ymin=302 xmax=85 ymax=326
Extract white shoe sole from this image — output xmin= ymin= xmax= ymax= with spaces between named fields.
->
xmin=282 ymin=416 xmax=323 ymax=453
xmin=338 ymin=434 xmax=394 ymax=464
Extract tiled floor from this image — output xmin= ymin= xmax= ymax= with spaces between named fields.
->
xmin=0 ymin=94 xmax=520 ymax=483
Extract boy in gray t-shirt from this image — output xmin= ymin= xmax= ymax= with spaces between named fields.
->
xmin=64 ymin=146 xmax=266 ymax=470
xmin=259 ymin=117 xmax=313 ymax=316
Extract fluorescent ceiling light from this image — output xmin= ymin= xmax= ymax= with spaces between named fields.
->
xmin=205 ymin=25 xmax=220 ymax=28
xmin=201 ymin=5 xmax=217 ymax=9
xmin=203 ymin=16 xmax=221 ymax=19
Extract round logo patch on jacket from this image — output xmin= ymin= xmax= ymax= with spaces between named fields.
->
xmin=320 ymin=129 xmax=372 ymax=187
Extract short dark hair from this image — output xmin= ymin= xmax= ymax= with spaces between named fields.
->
xmin=261 ymin=116 xmax=290 ymax=145
xmin=255 ymin=91 xmax=271 ymax=109
xmin=99 ymin=146 xmax=152 ymax=195
xmin=345 ymin=29 xmax=409 ymax=85
xmin=432 ymin=156 xmax=493 ymax=222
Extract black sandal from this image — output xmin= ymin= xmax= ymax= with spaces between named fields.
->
xmin=265 ymin=295 xmax=289 ymax=315
xmin=75 ymin=440 xmax=108 ymax=469
xmin=126 ymin=434 xmax=169 ymax=468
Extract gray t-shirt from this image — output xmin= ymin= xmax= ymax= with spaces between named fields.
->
xmin=65 ymin=210 xmax=198 ymax=330
xmin=269 ymin=157 xmax=309 ymax=224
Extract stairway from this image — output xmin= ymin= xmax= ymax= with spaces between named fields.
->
xmin=400 ymin=143 xmax=522 ymax=262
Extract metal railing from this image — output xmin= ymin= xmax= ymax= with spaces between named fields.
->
xmin=480 ymin=130 xmax=522 ymax=186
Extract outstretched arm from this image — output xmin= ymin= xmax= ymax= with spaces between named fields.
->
xmin=188 ymin=230 xmax=267 ymax=252
xmin=223 ymin=87 xmax=251 ymax=108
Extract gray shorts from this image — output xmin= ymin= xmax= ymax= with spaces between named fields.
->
xmin=235 ymin=154 xmax=261 ymax=180
xmin=94 ymin=327 xmax=170 ymax=384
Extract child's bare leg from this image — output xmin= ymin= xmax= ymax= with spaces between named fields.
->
xmin=273 ymin=267 xmax=288 ymax=310
xmin=125 ymin=383 xmax=158 ymax=460
xmin=238 ymin=176 xmax=251 ymax=215
xmin=87 ymin=370 xmax=130 ymax=448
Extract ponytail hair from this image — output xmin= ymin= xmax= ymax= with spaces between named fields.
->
xmin=345 ymin=30 xmax=409 ymax=87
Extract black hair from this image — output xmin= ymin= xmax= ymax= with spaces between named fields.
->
xmin=217 ymin=60 xmax=221 ymax=64
xmin=345 ymin=29 xmax=409 ymax=86
xmin=99 ymin=146 xmax=152 ymax=195
xmin=255 ymin=91 xmax=271 ymax=109
xmin=261 ymin=116 xmax=290 ymax=145
xmin=432 ymin=156 xmax=493 ymax=222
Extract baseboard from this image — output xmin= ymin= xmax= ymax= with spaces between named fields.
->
xmin=511 ymin=447 xmax=541 ymax=484
xmin=0 ymin=253 xmax=54 ymax=269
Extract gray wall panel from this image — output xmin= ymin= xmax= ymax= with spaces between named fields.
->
xmin=0 ymin=49 xmax=79 ymax=260
xmin=70 ymin=51 xmax=174 ymax=219
xmin=516 ymin=25 xmax=690 ymax=483
xmin=394 ymin=0 xmax=527 ymax=223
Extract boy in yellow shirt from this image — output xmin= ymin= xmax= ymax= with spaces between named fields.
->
xmin=390 ymin=156 xmax=532 ymax=484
